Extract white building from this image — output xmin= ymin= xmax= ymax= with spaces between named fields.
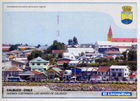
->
xmin=63 ymin=70 xmax=72 ymax=80
xmin=94 ymin=41 xmax=137 ymax=53
xmin=66 ymin=48 xmax=95 ymax=54
xmin=63 ymin=52 xmax=76 ymax=60
xmin=110 ymin=65 xmax=130 ymax=81
xmin=69 ymin=61 xmax=79 ymax=66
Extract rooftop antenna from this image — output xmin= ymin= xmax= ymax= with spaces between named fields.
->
xmin=57 ymin=15 xmax=60 ymax=42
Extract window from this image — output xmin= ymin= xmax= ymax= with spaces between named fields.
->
xmin=116 ymin=69 xmax=118 ymax=71
xmin=44 ymin=63 xmax=46 ymax=65
xmin=112 ymin=69 xmax=114 ymax=71
xmin=118 ymin=73 xmax=122 ymax=76
xmin=119 ymin=69 xmax=121 ymax=71
xmin=32 ymin=63 xmax=34 ymax=65
xmin=37 ymin=63 xmax=40 ymax=65
xmin=130 ymin=77 xmax=133 ymax=79
xmin=48 ymin=71 xmax=54 ymax=73
xmin=112 ymin=73 xmax=116 ymax=76
xmin=19 ymin=64 xmax=22 ymax=67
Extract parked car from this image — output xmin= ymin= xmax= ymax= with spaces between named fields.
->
xmin=7 ymin=76 xmax=25 ymax=82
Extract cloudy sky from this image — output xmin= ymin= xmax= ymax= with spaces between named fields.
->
xmin=2 ymin=2 xmax=137 ymax=46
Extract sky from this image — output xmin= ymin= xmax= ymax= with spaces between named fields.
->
xmin=2 ymin=3 xmax=137 ymax=46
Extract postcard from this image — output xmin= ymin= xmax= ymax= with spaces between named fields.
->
xmin=1 ymin=1 xmax=139 ymax=101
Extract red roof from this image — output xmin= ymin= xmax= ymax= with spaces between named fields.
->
xmin=105 ymin=54 xmax=115 ymax=58
xmin=8 ymin=66 xmax=20 ymax=71
xmin=129 ymin=75 xmax=135 ymax=77
xmin=25 ymin=52 xmax=32 ymax=55
xmin=108 ymin=26 xmax=112 ymax=35
xmin=97 ymin=66 xmax=110 ymax=72
xmin=21 ymin=59 xmax=28 ymax=61
xmin=112 ymin=38 xmax=137 ymax=42
xmin=29 ymin=70 xmax=42 ymax=75
xmin=105 ymin=51 xmax=120 ymax=53
xmin=105 ymin=54 xmax=122 ymax=59
xmin=64 ymin=45 xmax=68 ymax=47
xmin=2 ymin=44 xmax=10 ymax=47
xmin=52 ymin=50 xmax=66 ymax=54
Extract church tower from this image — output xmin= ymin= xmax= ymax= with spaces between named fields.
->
xmin=108 ymin=26 xmax=112 ymax=42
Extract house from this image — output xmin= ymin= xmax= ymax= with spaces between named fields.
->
xmin=111 ymin=42 xmax=136 ymax=53
xmin=9 ymin=50 xmax=22 ymax=57
xmin=45 ymin=68 xmax=62 ymax=79
xmin=57 ymin=58 xmax=71 ymax=67
xmin=94 ymin=41 xmax=112 ymax=53
xmin=11 ymin=60 xmax=26 ymax=70
xmin=79 ymin=44 xmax=93 ymax=48
xmin=24 ymin=51 xmax=32 ymax=58
xmin=52 ymin=50 xmax=66 ymax=56
xmin=81 ymin=67 xmax=98 ymax=81
xmin=63 ymin=52 xmax=77 ymax=60
xmin=103 ymin=51 xmax=122 ymax=57
xmin=11 ymin=57 xmax=28 ymax=70
xmin=2 ymin=44 xmax=10 ymax=52
xmin=29 ymin=57 xmax=49 ymax=71
xmin=69 ymin=61 xmax=80 ymax=66
xmin=18 ymin=45 xmax=36 ymax=50
xmin=91 ymin=66 xmax=110 ymax=81
xmin=19 ymin=70 xmax=47 ymax=82
xmin=36 ymin=45 xmax=48 ymax=52
xmin=2 ymin=66 xmax=23 ymax=81
xmin=128 ymin=70 xmax=137 ymax=81
xmin=2 ymin=53 xmax=10 ymax=62
xmin=71 ymin=67 xmax=82 ymax=81
xmin=110 ymin=65 xmax=130 ymax=81
xmin=105 ymin=54 xmax=122 ymax=59
xmin=94 ymin=41 xmax=136 ymax=53
xmin=78 ymin=55 xmax=94 ymax=64
xmin=78 ymin=52 xmax=103 ymax=64
xmin=66 ymin=48 xmax=95 ymax=54
xmin=63 ymin=70 xmax=72 ymax=80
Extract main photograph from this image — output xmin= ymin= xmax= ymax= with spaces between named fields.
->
xmin=2 ymin=2 xmax=137 ymax=98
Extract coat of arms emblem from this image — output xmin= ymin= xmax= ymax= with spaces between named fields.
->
xmin=121 ymin=6 xmax=133 ymax=24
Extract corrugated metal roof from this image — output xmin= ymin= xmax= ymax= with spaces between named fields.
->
xmin=52 ymin=68 xmax=62 ymax=74
xmin=30 ymin=57 xmax=49 ymax=63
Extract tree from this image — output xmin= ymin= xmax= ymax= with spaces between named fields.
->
xmin=73 ymin=36 xmax=78 ymax=45
xmin=36 ymin=44 xmax=41 ymax=48
xmin=58 ymin=51 xmax=63 ymax=58
xmin=68 ymin=36 xmax=78 ymax=45
xmin=45 ymin=41 xmax=65 ymax=53
xmin=68 ymin=39 xmax=72 ymax=45
xmin=122 ymin=51 xmax=127 ymax=60
xmin=63 ymin=63 xmax=69 ymax=70
xmin=9 ymin=45 xmax=18 ymax=51
xmin=27 ymin=50 xmax=43 ymax=61
xmin=103 ymin=58 xmax=109 ymax=62
xmin=128 ymin=50 xmax=137 ymax=61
